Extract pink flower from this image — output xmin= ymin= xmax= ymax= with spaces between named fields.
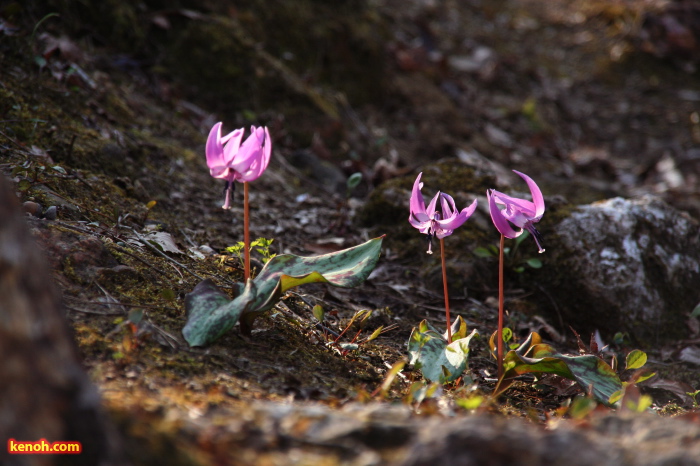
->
xmin=487 ymin=170 xmax=546 ymax=252
xmin=409 ymin=172 xmax=477 ymax=254
xmin=205 ymin=122 xmax=272 ymax=209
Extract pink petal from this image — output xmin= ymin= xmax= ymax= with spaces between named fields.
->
xmin=439 ymin=193 xmax=456 ymax=218
xmin=425 ymin=191 xmax=440 ymax=219
xmin=205 ymin=123 xmax=225 ymax=170
xmin=238 ymin=126 xmax=271 ymax=181
xmin=228 ymin=126 xmax=263 ymax=174
xmin=409 ymin=173 xmax=427 ymax=218
xmin=436 ymin=197 xmax=477 ymax=231
xmin=490 ymin=189 xmax=536 ymax=218
xmin=513 ymin=170 xmax=545 ymax=218
xmin=488 ymin=190 xmax=522 ymax=239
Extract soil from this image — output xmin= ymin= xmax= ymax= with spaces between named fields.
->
xmin=2 ymin=0 xmax=700 ymax=464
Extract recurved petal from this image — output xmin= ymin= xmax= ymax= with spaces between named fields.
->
xmin=513 ymin=170 xmax=545 ymax=218
xmin=409 ymin=173 xmax=427 ymax=217
xmin=205 ymin=122 xmax=225 ymax=169
xmin=488 ymin=190 xmax=522 ymax=239
xmin=490 ymin=190 xmax=536 ymax=218
xmin=435 ymin=212 xmax=466 ymax=232
xmin=439 ymin=192 xmax=457 ymax=218
xmin=435 ymin=198 xmax=476 ymax=231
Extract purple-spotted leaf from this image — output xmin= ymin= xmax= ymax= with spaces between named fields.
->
xmin=183 ymin=236 xmax=383 ymax=346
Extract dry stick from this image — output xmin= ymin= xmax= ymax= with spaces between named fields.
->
xmin=439 ymin=238 xmax=452 ymax=344
xmin=243 ymin=181 xmax=251 ymax=282
xmin=498 ymin=234 xmax=505 ymax=379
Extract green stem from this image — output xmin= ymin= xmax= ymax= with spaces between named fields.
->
xmin=244 ymin=181 xmax=251 ymax=282
xmin=440 ymin=238 xmax=452 ymax=344
xmin=498 ymin=234 xmax=505 ymax=378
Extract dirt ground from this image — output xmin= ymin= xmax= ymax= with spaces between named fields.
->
xmin=2 ymin=0 xmax=700 ymax=463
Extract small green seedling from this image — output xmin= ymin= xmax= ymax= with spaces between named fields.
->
xmin=474 ymin=231 xmax=543 ymax=273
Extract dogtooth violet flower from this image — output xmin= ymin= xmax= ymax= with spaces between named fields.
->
xmin=487 ymin=170 xmax=545 ymax=253
xmin=206 ymin=122 xmax=272 ymax=209
xmin=409 ymin=172 xmax=478 ymax=254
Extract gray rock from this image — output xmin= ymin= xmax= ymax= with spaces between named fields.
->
xmin=541 ymin=195 xmax=700 ymax=344
xmin=43 ymin=205 xmax=57 ymax=220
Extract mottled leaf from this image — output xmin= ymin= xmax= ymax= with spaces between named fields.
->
xmin=408 ymin=319 xmax=478 ymax=383
xmin=183 ymin=237 xmax=383 ymax=346
xmin=501 ymin=332 xmax=623 ymax=405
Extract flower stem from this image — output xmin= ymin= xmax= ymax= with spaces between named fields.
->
xmin=498 ymin=234 xmax=505 ymax=378
xmin=243 ymin=181 xmax=251 ymax=282
xmin=440 ymin=238 xmax=452 ymax=344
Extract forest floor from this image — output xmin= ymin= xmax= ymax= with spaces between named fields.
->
xmin=2 ymin=0 xmax=700 ymax=464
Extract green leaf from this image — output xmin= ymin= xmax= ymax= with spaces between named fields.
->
xmin=501 ymin=327 xmax=513 ymax=343
xmin=182 ymin=237 xmax=384 ymax=346
xmin=691 ymin=302 xmax=700 ymax=318
xmin=634 ymin=372 xmax=656 ymax=384
xmin=312 ymin=304 xmax=325 ymax=322
xmin=526 ymin=258 xmax=542 ymax=268
xmin=446 ymin=315 xmax=468 ymax=341
xmin=408 ymin=319 xmax=478 ymax=383
xmin=609 ymin=389 xmax=623 ymax=405
xmin=473 ymin=247 xmax=494 ymax=258
xmin=366 ymin=325 xmax=384 ymax=342
xmin=568 ymin=395 xmax=597 ymax=420
xmin=625 ymin=349 xmax=647 ymax=370
xmin=346 ymin=172 xmax=363 ymax=191
xmin=128 ymin=308 xmax=144 ymax=325
xmin=456 ymin=395 xmax=483 ymax=411
xmin=376 ymin=359 xmax=406 ymax=399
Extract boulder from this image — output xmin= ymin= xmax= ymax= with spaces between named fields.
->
xmin=540 ymin=196 xmax=700 ymax=344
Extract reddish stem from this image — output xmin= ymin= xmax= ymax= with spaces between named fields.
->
xmin=440 ymin=238 xmax=452 ymax=344
xmin=244 ymin=181 xmax=251 ymax=282
xmin=497 ymin=234 xmax=505 ymax=378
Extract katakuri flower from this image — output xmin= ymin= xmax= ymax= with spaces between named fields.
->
xmin=487 ymin=170 xmax=546 ymax=253
xmin=206 ymin=122 xmax=272 ymax=209
xmin=409 ymin=172 xmax=478 ymax=254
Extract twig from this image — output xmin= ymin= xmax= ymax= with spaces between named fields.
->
xmin=63 ymin=297 xmax=179 ymax=312
xmin=179 ymin=227 xmax=197 ymax=248
xmin=64 ymin=305 xmax=124 ymax=316
xmin=146 ymin=320 xmax=180 ymax=349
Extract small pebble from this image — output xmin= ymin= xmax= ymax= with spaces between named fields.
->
xmin=198 ymin=245 xmax=215 ymax=255
xmin=23 ymin=201 xmax=43 ymax=217
xmin=43 ymin=205 xmax=57 ymax=220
